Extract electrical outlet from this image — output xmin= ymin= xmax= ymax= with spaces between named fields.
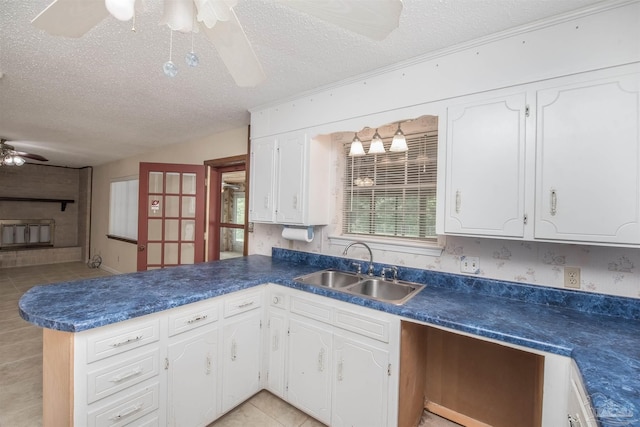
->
xmin=460 ymin=256 xmax=480 ymax=274
xmin=564 ymin=267 xmax=581 ymax=289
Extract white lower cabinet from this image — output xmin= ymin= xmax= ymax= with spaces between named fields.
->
xmin=62 ymin=284 xmax=597 ymax=427
xmin=221 ymin=309 xmax=262 ymax=413
xmin=265 ymin=286 xmax=400 ymax=427
xmin=167 ymin=325 xmax=218 ymax=427
xmin=287 ymin=316 xmax=333 ymax=424
xmin=332 ymin=331 xmax=390 ymax=427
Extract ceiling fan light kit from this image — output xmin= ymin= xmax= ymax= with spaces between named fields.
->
xmin=0 ymin=139 xmax=49 ymax=166
xmin=30 ymin=0 xmax=403 ymax=87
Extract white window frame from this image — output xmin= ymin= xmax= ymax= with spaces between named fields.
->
xmin=108 ymin=177 xmax=139 ymax=241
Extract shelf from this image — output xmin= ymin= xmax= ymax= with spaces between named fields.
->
xmin=0 ymin=197 xmax=75 ymax=211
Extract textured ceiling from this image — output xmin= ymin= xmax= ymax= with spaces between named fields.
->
xmin=0 ymin=0 xmax=605 ymax=168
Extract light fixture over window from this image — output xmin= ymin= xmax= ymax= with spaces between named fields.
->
xmin=368 ymin=129 xmax=385 ymax=154
xmin=389 ymin=122 xmax=408 ymax=152
xmin=348 ymin=133 xmax=366 ymax=157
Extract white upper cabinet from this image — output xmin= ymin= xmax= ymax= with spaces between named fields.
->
xmin=249 ymin=131 xmax=330 ymax=226
xmin=444 ymin=92 xmax=528 ymax=237
xmin=535 ymin=68 xmax=640 ymax=244
xmin=249 ymin=137 xmax=277 ymax=222
xmin=442 ymin=63 xmax=640 ymax=246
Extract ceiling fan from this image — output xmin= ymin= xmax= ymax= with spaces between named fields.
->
xmin=0 ymin=139 xmax=49 ymax=166
xmin=30 ymin=0 xmax=403 ymax=87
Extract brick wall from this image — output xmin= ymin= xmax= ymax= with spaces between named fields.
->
xmin=0 ymin=164 xmax=86 ymax=249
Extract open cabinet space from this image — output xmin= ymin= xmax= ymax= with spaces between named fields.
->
xmin=399 ymin=321 xmax=544 ymax=427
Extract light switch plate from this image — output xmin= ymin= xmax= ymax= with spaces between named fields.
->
xmin=460 ymin=256 xmax=480 ymax=274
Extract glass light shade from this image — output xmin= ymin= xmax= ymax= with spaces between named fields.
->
xmin=389 ymin=130 xmax=408 ymax=152
xmin=13 ymin=156 xmax=25 ymax=166
xmin=368 ymin=131 xmax=385 ymax=154
xmin=348 ymin=136 xmax=365 ymax=157
xmin=105 ymin=0 xmax=136 ymax=21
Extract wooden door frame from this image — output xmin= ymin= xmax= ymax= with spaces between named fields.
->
xmin=205 ymin=155 xmax=249 ymax=261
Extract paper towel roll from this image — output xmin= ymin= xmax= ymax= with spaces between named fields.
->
xmin=282 ymin=226 xmax=314 ymax=242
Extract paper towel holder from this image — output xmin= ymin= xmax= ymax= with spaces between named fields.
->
xmin=282 ymin=225 xmax=314 ymax=242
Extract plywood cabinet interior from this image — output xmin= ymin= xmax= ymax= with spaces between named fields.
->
xmin=399 ymin=321 xmax=544 ymax=427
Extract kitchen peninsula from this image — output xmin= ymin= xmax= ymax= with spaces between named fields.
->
xmin=19 ymin=249 xmax=640 ymax=427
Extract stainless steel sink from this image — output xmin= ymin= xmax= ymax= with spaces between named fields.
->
xmin=294 ymin=269 xmax=360 ymax=288
xmin=294 ymin=269 xmax=425 ymax=305
xmin=347 ymin=278 xmax=424 ymax=305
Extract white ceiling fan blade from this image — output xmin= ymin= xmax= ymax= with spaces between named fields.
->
xmin=31 ymin=0 xmax=110 ymax=38
xmin=194 ymin=0 xmax=237 ymax=28
xmin=277 ymin=0 xmax=403 ymax=41
xmin=201 ymin=11 xmax=266 ymax=87
xmin=159 ymin=0 xmax=196 ymax=33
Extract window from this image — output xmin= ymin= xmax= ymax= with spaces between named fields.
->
xmin=109 ymin=178 xmax=139 ymax=241
xmin=343 ymin=130 xmax=438 ymax=243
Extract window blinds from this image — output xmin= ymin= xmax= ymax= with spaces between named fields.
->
xmin=343 ymin=131 xmax=438 ymax=242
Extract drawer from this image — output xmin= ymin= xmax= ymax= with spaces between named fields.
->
xmin=223 ymin=289 xmax=262 ymax=318
xmin=87 ymin=318 xmax=160 ymax=363
xmin=168 ymin=299 xmax=219 ymax=337
xmin=87 ymin=348 xmax=160 ymax=403
xmin=290 ymin=295 xmax=332 ymax=324
xmin=88 ymin=382 xmax=159 ymax=427
xmin=334 ymin=308 xmax=389 ymax=343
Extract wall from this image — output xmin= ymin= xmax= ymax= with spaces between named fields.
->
xmin=0 ymin=163 xmax=82 ymax=248
xmin=248 ymin=1 xmax=640 ymax=300
xmin=91 ymin=127 xmax=248 ymax=274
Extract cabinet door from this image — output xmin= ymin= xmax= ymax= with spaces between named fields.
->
xmin=167 ymin=326 xmax=218 ymax=427
xmin=249 ymin=137 xmax=277 ymax=222
xmin=221 ymin=310 xmax=262 ymax=413
xmin=276 ymin=132 xmax=307 ymax=224
xmin=286 ymin=316 xmax=332 ymax=425
xmin=266 ymin=309 xmax=287 ymax=398
xmin=332 ymin=332 xmax=390 ymax=427
xmin=445 ymin=93 xmax=528 ymax=237
xmin=535 ymin=70 xmax=640 ymax=244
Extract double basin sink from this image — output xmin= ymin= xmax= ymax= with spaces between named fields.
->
xmin=294 ymin=269 xmax=425 ymax=305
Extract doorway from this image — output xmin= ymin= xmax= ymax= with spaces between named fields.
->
xmin=206 ymin=156 xmax=248 ymax=261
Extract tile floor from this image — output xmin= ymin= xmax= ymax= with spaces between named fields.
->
xmin=0 ymin=262 xmax=458 ymax=427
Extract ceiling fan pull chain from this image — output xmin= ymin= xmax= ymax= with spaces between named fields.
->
xmin=131 ymin=10 xmax=136 ymax=32
xmin=163 ymin=30 xmax=178 ymax=78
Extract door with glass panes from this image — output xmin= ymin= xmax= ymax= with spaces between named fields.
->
xmin=137 ymin=163 xmax=206 ymax=271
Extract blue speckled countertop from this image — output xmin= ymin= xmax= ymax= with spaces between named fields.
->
xmin=19 ymin=249 xmax=640 ymax=427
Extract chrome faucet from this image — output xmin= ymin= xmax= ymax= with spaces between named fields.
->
xmin=343 ymin=241 xmax=374 ymax=276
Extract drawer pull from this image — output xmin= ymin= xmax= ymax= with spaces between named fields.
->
xmin=111 ymin=335 xmax=143 ymax=348
xmin=110 ymin=367 xmax=142 ymax=383
xmin=109 ymin=403 xmax=142 ymax=420
xmin=237 ymin=301 xmax=254 ymax=309
xmin=187 ymin=314 xmax=208 ymax=324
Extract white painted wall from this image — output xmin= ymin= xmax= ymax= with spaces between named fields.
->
xmin=248 ymin=1 xmax=640 ymax=299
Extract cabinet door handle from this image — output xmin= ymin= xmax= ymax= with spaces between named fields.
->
xmin=337 ymin=359 xmax=343 ymax=382
xmin=455 ymin=190 xmax=461 ymax=214
xmin=567 ymin=414 xmax=581 ymax=427
xmin=111 ymin=335 xmax=143 ymax=347
xmin=263 ymin=196 xmax=269 ymax=209
xmin=550 ymin=189 xmax=558 ymax=216
xmin=187 ymin=314 xmax=208 ymax=324
xmin=110 ymin=367 xmax=142 ymax=383
xmin=272 ymin=334 xmax=279 ymax=351
xmin=206 ymin=353 xmax=212 ymax=375
xmin=292 ymin=195 xmax=298 ymax=210
xmin=318 ymin=348 xmax=325 ymax=372
xmin=109 ymin=403 xmax=143 ymax=421
xmin=231 ymin=340 xmax=237 ymax=361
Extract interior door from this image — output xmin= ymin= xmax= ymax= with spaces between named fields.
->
xmin=137 ymin=163 xmax=206 ymax=271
